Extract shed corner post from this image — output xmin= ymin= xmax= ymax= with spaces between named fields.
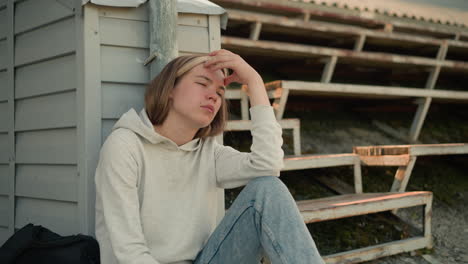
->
xmin=76 ymin=2 xmax=102 ymax=236
xmin=6 ymin=0 xmax=16 ymax=239
xmin=148 ymin=0 xmax=178 ymax=79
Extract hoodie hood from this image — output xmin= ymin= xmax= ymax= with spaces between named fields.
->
xmin=112 ymin=108 xmax=201 ymax=151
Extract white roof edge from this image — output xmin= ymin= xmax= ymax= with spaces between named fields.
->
xmin=82 ymin=0 xmax=228 ymax=29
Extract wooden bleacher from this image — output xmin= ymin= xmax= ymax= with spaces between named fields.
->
xmin=216 ymin=2 xmax=468 ymax=262
xmin=223 ymin=87 xmax=302 ymax=155
xmin=224 ymin=9 xmax=467 ymax=49
xmin=213 ymin=0 xmax=468 ymax=42
xmin=353 ymin=143 xmax=468 ymax=193
xmin=223 ymin=85 xmax=467 ymax=264
xmin=263 ymin=80 xmax=468 ymax=120
xmin=279 ymin=150 xmax=426 ymax=264
xmin=225 ymin=119 xmax=301 ymax=155
xmin=297 ymin=192 xmax=433 ymax=263
xmin=222 ymin=36 xmax=468 ymax=71
xmin=215 ymin=0 xmax=468 ymax=142
xmin=283 ymin=143 xmax=467 ymax=263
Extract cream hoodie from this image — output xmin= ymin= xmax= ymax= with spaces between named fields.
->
xmin=95 ymin=105 xmax=284 ymax=264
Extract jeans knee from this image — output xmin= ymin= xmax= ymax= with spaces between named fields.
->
xmin=247 ymin=176 xmax=289 ymax=197
xmin=246 ymin=176 xmax=297 ymax=215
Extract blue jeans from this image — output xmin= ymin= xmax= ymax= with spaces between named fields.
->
xmin=193 ymin=176 xmax=325 ymax=264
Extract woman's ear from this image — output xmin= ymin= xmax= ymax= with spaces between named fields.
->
xmin=168 ymin=85 xmax=175 ymax=99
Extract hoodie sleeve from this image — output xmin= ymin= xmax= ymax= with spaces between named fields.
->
xmin=95 ymin=132 xmax=161 ymax=264
xmin=214 ymin=105 xmax=284 ymax=189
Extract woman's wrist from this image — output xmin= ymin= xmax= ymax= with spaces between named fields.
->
xmin=245 ymin=71 xmax=263 ymax=87
xmin=246 ymin=77 xmax=270 ymax=106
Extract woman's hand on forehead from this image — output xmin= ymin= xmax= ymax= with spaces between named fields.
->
xmin=203 ymin=49 xmax=262 ymax=87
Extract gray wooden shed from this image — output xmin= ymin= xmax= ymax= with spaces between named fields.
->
xmin=0 ymin=0 xmax=226 ymax=244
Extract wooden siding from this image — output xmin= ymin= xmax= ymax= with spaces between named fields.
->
xmin=0 ymin=0 xmax=80 ymax=238
xmin=15 ymin=128 xmax=76 ymax=165
xmin=16 ymin=165 xmax=78 ymax=202
xmin=1 ymin=0 xmax=80 ymax=239
xmin=10 ymin=0 xmax=78 ymax=183
xmin=15 ymin=17 xmax=75 ymax=67
xmin=0 ymin=40 xmax=6 ymax=70
xmin=0 ymin=226 xmax=8 ymax=245
xmin=0 ymin=196 xmax=8 ymax=227
xmin=15 ymin=197 xmax=79 ymax=235
xmin=100 ymin=46 xmax=149 ymax=84
xmin=98 ymin=4 xmax=149 ymax=21
xmin=178 ymin=25 xmax=210 ymax=54
xmin=178 ymin=13 xmax=209 ymax=28
xmin=98 ymin=5 xmax=149 ymax=143
xmin=102 ymin=83 xmax=145 ymax=119
xmin=15 ymin=55 xmax=76 ymax=99
xmin=0 ymin=133 xmax=7 ymax=163
xmin=102 ymin=119 xmax=117 ymax=144
xmin=14 ymin=0 xmax=74 ymax=34
xmin=15 ymin=91 xmax=76 ymax=131
xmin=100 ymin=17 xmax=148 ymax=48
xmin=0 ymin=71 xmax=7 ymax=101
xmin=0 ymin=8 xmax=5 ymax=40
xmin=0 ymin=102 xmax=7 ymax=132
xmin=0 ymin=165 xmax=8 ymax=195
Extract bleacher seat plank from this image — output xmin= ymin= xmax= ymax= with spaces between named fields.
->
xmin=224 ymin=119 xmax=302 ymax=155
xmin=268 ymin=81 xmax=468 ymax=100
xmin=224 ymin=8 xmax=468 ymax=51
xmin=283 ymin=153 xmax=358 ymax=171
xmin=354 ymin=143 xmax=468 ymax=157
xmin=226 ymin=118 xmax=299 ymax=131
xmin=359 ymin=154 xmax=410 ymax=166
xmin=297 ymin=190 xmax=433 ymax=263
xmin=222 ymin=37 xmax=468 ymax=72
xmin=409 ymin=143 xmax=468 ymax=156
xmin=323 ymin=237 xmax=430 ymax=264
xmin=297 ymin=191 xmax=432 ymax=223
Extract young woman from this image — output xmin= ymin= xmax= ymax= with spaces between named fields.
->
xmin=94 ymin=49 xmax=324 ymax=264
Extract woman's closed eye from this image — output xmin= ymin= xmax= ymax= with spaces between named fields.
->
xmin=197 ymin=82 xmax=223 ymax=97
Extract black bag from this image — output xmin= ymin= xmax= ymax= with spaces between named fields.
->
xmin=0 ymin=223 xmax=100 ymax=264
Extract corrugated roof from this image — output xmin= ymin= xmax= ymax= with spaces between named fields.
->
xmin=292 ymin=0 xmax=468 ymax=28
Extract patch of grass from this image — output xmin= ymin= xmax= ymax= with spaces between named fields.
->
xmin=406 ymin=156 xmax=468 ymax=206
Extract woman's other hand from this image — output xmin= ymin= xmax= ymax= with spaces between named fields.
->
xmin=204 ymin=49 xmax=269 ymax=106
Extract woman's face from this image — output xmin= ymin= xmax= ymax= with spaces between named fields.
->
xmin=169 ymin=63 xmax=225 ymax=129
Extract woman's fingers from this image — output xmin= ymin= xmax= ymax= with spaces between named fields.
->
xmin=208 ymin=49 xmax=233 ymax=56
xmin=208 ymin=49 xmax=223 ymax=56
xmin=224 ymin=73 xmax=240 ymax=86
xmin=206 ymin=61 xmax=235 ymax=72
xmin=205 ymin=49 xmax=261 ymax=86
xmin=205 ymin=49 xmax=238 ymax=67
xmin=203 ymin=55 xmax=233 ymax=67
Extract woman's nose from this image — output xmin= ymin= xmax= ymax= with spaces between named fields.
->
xmin=207 ymin=89 xmax=217 ymax=102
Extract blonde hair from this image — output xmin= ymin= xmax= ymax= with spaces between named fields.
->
xmin=144 ymin=55 xmax=229 ymax=139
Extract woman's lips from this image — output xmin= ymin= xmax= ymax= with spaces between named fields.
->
xmin=201 ymin=105 xmax=214 ymax=113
